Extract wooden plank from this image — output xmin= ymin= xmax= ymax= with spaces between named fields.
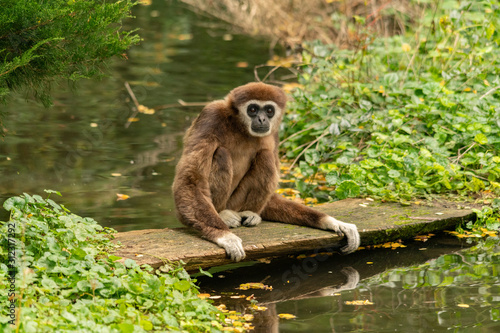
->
xmin=112 ymin=198 xmax=475 ymax=271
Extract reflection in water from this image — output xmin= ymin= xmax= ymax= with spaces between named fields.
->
xmin=198 ymin=235 xmax=500 ymax=332
xmin=0 ymin=0 xmax=270 ymax=231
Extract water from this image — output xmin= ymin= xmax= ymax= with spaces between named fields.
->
xmin=198 ymin=235 xmax=500 ymax=332
xmin=0 ymin=0 xmax=270 ymax=232
xmin=1 ymin=1 xmax=499 ymax=332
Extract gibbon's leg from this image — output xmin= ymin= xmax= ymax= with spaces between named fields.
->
xmin=174 ymin=147 xmax=245 ymax=261
xmin=261 ymin=194 xmax=360 ymax=253
xmin=226 ymin=149 xmax=279 ymax=227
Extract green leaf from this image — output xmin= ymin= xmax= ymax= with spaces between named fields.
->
xmin=474 ymin=133 xmax=488 ymax=145
xmin=388 ymin=170 xmax=401 ymax=178
xmin=173 ymin=280 xmax=192 ymax=292
xmin=335 ymin=180 xmax=360 ymax=199
xmin=140 ymin=320 xmax=154 ymax=331
xmin=118 ymin=323 xmax=135 ymax=333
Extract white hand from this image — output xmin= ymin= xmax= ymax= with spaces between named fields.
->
xmin=215 ymin=232 xmax=246 ymax=262
xmin=219 ymin=210 xmax=242 ymax=228
xmin=239 ymin=211 xmax=262 ymax=226
xmin=322 ymin=216 xmax=360 ymax=254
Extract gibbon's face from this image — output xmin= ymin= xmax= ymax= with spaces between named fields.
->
xmin=238 ymin=100 xmax=281 ymax=137
xmin=229 ymin=82 xmax=287 ymax=138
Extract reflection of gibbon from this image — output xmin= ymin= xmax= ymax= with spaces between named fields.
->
xmin=252 ymin=267 xmax=360 ymax=333
xmin=173 ymin=82 xmax=360 ymax=261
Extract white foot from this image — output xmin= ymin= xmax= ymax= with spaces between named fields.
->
xmin=321 ymin=216 xmax=360 ymax=254
xmin=219 ymin=210 xmax=242 ymax=228
xmin=239 ymin=211 xmax=262 ymax=227
xmin=214 ymin=232 xmax=246 ymax=262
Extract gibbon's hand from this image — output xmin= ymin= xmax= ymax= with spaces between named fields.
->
xmin=239 ymin=211 xmax=262 ymax=227
xmin=322 ymin=216 xmax=360 ymax=254
xmin=215 ymin=232 xmax=246 ymax=261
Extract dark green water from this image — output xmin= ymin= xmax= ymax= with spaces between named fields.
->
xmin=1 ymin=1 xmax=499 ymax=332
xmin=0 ymin=1 xmax=270 ymax=232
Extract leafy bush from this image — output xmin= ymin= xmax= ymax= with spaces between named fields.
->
xmin=282 ymin=0 xmax=500 ymax=204
xmin=0 ymin=0 xmax=140 ymax=107
xmin=0 ymin=192 xmax=225 ymax=332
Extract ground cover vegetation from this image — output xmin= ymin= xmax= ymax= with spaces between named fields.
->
xmin=278 ymin=0 xmax=500 ymax=232
xmin=0 ymin=192 xmax=239 ymax=332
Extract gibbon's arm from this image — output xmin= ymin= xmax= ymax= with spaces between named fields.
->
xmin=261 ymin=194 xmax=360 ymax=253
xmin=172 ymin=140 xmax=246 ymax=261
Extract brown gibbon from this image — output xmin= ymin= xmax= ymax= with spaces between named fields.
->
xmin=173 ymin=82 xmax=360 ymax=261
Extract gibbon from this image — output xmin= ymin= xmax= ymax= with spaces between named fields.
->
xmin=173 ymin=82 xmax=360 ymax=261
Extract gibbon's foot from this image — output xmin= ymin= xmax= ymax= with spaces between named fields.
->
xmin=320 ymin=216 xmax=360 ymax=254
xmin=219 ymin=210 xmax=242 ymax=228
xmin=214 ymin=232 xmax=246 ymax=261
xmin=239 ymin=211 xmax=262 ymax=227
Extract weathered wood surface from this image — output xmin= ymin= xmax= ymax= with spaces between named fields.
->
xmin=112 ymin=198 xmax=475 ymax=271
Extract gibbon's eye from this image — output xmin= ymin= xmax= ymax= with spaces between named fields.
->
xmin=247 ymin=104 xmax=259 ymax=116
xmin=264 ymin=105 xmax=275 ymax=117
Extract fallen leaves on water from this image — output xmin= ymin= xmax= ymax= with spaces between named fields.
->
xmin=345 ymin=300 xmax=374 ymax=306
xmin=138 ymin=104 xmax=155 ymax=114
xmin=250 ymin=304 xmax=268 ymax=311
xmin=116 ymin=193 xmax=130 ymax=201
xmin=237 ymin=283 xmax=273 ymax=291
xmin=414 ymin=233 xmax=435 ymax=242
xmin=278 ymin=313 xmax=297 ymax=319
xmin=445 ymin=228 xmax=497 ymax=238
xmin=197 ymin=293 xmax=211 ymax=299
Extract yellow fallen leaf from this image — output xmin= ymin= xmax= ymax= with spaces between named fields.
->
xmin=237 ymin=283 xmax=272 ymax=290
xmin=457 ymin=303 xmax=470 ymax=308
xmin=116 ymin=193 xmax=130 ymax=201
xmin=138 ymin=105 xmax=155 ymax=115
xmin=111 ymin=173 xmax=122 ymax=177
xmin=127 ymin=117 xmax=140 ymax=122
xmin=345 ymin=300 xmax=374 ymax=305
xmin=278 ymin=313 xmax=297 ymax=319
xmin=197 ymin=293 xmax=210 ymax=299
xmin=250 ymin=304 xmax=268 ymax=311
xmin=242 ymin=314 xmax=254 ymax=321
xmin=216 ymin=304 xmax=228 ymax=312
xmin=236 ymin=62 xmax=248 ymax=68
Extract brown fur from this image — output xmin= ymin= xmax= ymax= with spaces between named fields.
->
xmin=172 ymin=82 xmax=358 ymax=259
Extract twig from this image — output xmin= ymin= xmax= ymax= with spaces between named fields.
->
xmin=154 ymin=100 xmax=208 ymax=111
xmin=279 ymin=121 xmax=325 ymax=145
xmin=124 ymin=81 xmax=141 ymax=129
xmin=479 ymin=85 xmax=500 ymax=100
xmin=451 ymin=142 xmax=476 ymax=165
xmin=290 ymin=132 xmax=328 ymax=169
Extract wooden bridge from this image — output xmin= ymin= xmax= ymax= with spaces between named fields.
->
xmin=112 ymin=198 xmax=475 ymax=271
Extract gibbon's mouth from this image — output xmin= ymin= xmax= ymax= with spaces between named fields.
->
xmin=251 ymin=125 xmax=270 ymax=133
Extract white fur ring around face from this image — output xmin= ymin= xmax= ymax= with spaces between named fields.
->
xmin=321 ymin=216 xmax=360 ymax=254
xmin=215 ymin=232 xmax=246 ymax=262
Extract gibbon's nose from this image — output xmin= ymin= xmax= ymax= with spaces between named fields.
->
xmin=257 ymin=114 xmax=267 ymax=124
